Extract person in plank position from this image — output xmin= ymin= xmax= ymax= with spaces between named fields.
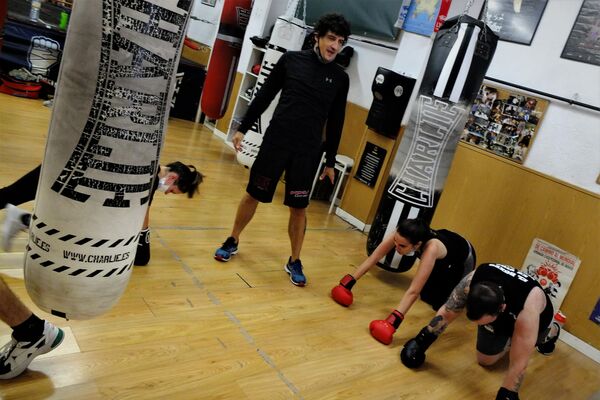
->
xmin=399 ymin=263 xmax=558 ymax=400
xmin=331 ymin=218 xmax=475 ymax=345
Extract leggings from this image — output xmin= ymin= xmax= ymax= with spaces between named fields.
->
xmin=0 ymin=165 xmax=41 ymax=209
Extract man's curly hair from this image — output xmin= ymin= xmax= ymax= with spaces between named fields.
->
xmin=314 ymin=13 xmax=351 ymax=40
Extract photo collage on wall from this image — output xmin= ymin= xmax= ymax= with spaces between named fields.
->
xmin=461 ymin=84 xmax=548 ymax=163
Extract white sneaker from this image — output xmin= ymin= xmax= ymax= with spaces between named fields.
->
xmin=0 ymin=321 xmax=64 ymax=379
xmin=2 ymin=204 xmax=29 ymax=251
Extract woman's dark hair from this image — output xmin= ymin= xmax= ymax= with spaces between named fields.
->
xmin=466 ymin=281 xmax=505 ymax=321
xmin=313 ymin=13 xmax=351 ymax=40
xmin=396 ymin=218 xmax=434 ymax=245
xmin=166 ymin=161 xmax=204 ymax=198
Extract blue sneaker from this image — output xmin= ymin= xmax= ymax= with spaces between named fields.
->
xmin=284 ymin=257 xmax=306 ymax=286
xmin=214 ymin=236 xmax=238 ymax=262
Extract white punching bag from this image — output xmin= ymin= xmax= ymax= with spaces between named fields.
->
xmin=24 ymin=0 xmax=193 ymax=319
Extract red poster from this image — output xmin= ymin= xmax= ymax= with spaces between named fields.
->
xmin=434 ymin=0 xmax=452 ymax=32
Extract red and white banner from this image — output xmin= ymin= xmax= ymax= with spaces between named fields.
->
xmin=521 ymin=238 xmax=581 ymax=310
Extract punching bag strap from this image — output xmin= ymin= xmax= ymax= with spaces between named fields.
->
xmin=479 ymin=0 xmax=491 ymax=41
xmin=455 ymin=0 xmax=491 ymax=41
xmin=286 ymin=0 xmax=306 ymax=23
xmin=449 ymin=0 xmax=476 ymax=34
xmin=462 ymin=0 xmax=477 ymax=15
xmin=458 ymin=0 xmax=489 ymax=24
xmin=299 ymin=0 xmax=306 ymax=23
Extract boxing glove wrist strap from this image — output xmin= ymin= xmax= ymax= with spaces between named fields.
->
xmin=496 ymin=387 xmax=519 ymax=400
xmin=340 ymin=274 xmax=356 ymax=290
xmin=386 ymin=310 xmax=404 ymax=329
xmin=415 ymin=326 xmax=438 ymax=350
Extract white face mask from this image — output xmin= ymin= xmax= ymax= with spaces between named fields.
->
xmin=157 ymin=177 xmax=170 ymax=192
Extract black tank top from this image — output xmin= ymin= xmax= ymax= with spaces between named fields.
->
xmin=418 ymin=229 xmax=471 ymax=310
xmin=471 ymin=263 xmax=553 ymax=337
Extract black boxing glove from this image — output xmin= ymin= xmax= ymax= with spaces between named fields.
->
xmin=134 ymin=228 xmax=151 ymax=266
xmin=400 ymin=326 xmax=438 ymax=368
xmin=496 ymin=387 xmax=519 ymax=400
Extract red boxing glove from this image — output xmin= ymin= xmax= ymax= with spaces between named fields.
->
xmin=331 ymin=274 xmax=356 ymax=306
xmin=369 ymin=310 xmax=404 ymax=345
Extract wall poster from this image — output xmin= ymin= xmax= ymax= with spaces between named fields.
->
xmin=521 ymin=238 xmax=581 ymax=311
xmin=401 ymin=0 xmax=450 ymax=37
xmin=460 ymin=83 xmax=548 ymax=163
xmin=354 ymin=142 xmax=387 ymax=188
xmin=484 ymin=0 xmax=548 ymax=45
xmin=561 ymin=0 xmax=600 ymax=66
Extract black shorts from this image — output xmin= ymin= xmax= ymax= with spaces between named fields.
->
xmin=247 ymin=142 xmax=320 ymax=208
xmin=476 ymin=300 xmax=554 ymax=356
xmin=476 ymin=325 xmax=511 ymax=356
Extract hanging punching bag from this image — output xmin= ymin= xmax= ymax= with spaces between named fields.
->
xmin=201 ymin=0 xmax=252 ymax=120
xmin=24 ymin=0 xmax=193 ymax=319
xmin=367 ymin=14 xmax=498 ymax=272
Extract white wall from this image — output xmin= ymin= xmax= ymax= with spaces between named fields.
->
xmin=484 ymin=0 xmax=600 ymax=193
xmin=344 ymin=39 xmax=398 ymax=108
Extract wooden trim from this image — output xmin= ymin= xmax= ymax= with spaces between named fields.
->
xmin=459 ymin=142 xmax=600 ymax=198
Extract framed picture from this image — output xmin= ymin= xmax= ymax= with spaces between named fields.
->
xmin=201 ymin=0 xmax=216 ymax=7
xmin=401 ymin=0 xmax=450 ymax=37
xmin=484 ymin=0 xmax=548 ymax=45
xmin=460 ymin=84 xmax=548 ymax=163
xmin=561 ymin=0 xmax=600 ymax=66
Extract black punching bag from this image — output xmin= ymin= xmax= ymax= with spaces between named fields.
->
xmin=367 ymin=15 xmax=498 ymax=272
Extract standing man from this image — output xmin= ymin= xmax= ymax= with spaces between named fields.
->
xmin=214 ymin=14 xmax=351 ymax=287
xmin=400 ymin=263 xmax=556 ymax=400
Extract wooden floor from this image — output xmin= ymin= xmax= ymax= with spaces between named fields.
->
xmin=0 ymin=94 xmax=599 ymax=399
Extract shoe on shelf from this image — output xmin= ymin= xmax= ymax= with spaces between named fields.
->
xmin=284 ymin=257 xmax=306 ymax=287
xmin=2 ymin=204 xmax=29 ymax=251
xmin=214 ymin=236 xmax=238 ymax=262
xmin=0 ymin=321 xmax=64 ymax=379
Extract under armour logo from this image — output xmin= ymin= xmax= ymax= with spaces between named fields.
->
xmin=325 ymin=77 xmax=333 ymax=83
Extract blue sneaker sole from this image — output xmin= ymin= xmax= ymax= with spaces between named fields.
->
xmin=214 ymin=249 xmax=238 ymax=262
xmin=284 ymin=264 xmax=306 ymax=287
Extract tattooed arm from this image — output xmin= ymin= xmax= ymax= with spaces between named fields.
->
xmin=502 ymin=286 xmax=546 ymax=392
xmin=425 ymin=271 xmax=474 ymax=335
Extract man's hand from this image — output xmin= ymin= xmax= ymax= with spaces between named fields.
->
xmin=232 ymin=131 xmax=245 ymax=152
xmin=320 ymin=166 xmax=335 ymax=184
